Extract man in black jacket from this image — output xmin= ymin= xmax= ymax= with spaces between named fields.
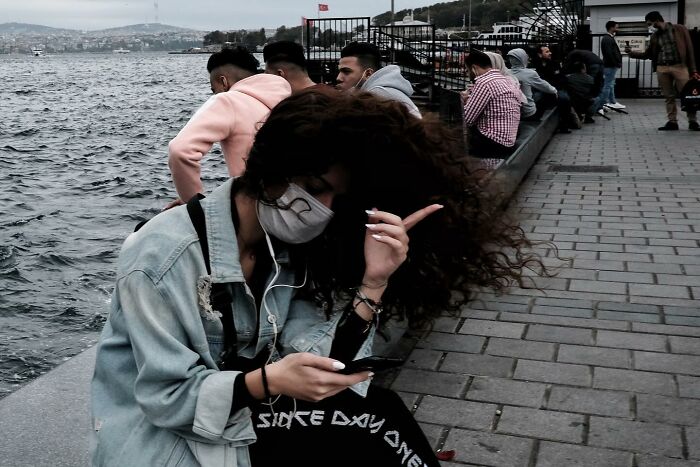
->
xmin=564 ymin=49 xmax=606 ymax=118
xmin=597 ymin=21 xmax=625 ymax=111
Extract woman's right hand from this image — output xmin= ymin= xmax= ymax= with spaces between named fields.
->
xmin=265 ymin=353 xmax=370 ymax=402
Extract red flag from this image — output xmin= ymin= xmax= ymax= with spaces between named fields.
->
xmin=318 ymin=3 xmax=329 ymax=11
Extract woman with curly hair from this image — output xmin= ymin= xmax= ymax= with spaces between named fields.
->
xmin=91 ymin=87 xmax=545 ymax=467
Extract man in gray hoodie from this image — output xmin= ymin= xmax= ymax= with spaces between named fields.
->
xmin=507 ymin=48 xmax=558 ymax=118
xmin=336 ymin=42 xmax=421 ymax=118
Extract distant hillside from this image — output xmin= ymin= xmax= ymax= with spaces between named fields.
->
xmin=96 ymin=23 xmax=202 ymax=35
xmin=0 ymin=22 xmax=202 ymax=36
xmin=0 ymin=22 xmax=77 ymax=35
xmin=373 ymin=0 xmax=524 ymax=29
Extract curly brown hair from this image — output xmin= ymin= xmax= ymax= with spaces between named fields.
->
xmin=239 ymin=87 xmax=547 ymax=328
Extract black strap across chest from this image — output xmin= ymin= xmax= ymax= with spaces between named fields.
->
xmin=186 ymin=195 xmax=240 ymax=370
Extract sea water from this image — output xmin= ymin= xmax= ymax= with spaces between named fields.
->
xmin=0 ymin=51 xmax=241 ymax=397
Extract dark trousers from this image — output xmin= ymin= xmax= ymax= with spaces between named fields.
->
xmin=533 ymin=92 xmax=573 ymax=129
xmin=468 ymin=126 xmax=515 ymax=158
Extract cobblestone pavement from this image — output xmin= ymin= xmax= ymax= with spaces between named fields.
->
xmin=394 ymin=100 xmax=700 ymax=467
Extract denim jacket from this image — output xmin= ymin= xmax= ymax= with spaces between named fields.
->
xmin=90 ymin=179 xmax=374 ymax=467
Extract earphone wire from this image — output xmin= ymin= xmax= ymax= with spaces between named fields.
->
xmin=256 ymin=202 xmax=307 ymax=416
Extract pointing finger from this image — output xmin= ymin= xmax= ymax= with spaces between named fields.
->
xmin=403 ymin=204 xmax=444 ymax=231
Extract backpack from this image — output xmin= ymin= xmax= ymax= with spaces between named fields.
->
xmin=680 ymin=79 xmax=700 ymax=112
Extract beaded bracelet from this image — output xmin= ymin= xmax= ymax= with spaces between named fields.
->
xmin=353 ymin=288 xmax=384 ymax=331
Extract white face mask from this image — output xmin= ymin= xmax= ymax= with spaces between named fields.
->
xmin=257 ymin=183 xmax=334 ymax=244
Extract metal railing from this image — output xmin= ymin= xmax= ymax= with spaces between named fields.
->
xmin=303 ymin=18 xmax=662 ymax=98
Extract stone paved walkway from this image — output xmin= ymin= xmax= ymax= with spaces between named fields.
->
xmin=395 ymin=100 xmax=700 ymax=467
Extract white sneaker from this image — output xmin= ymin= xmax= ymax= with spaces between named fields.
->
xmin=597 ymin=109 xmax=606 ymax=117
xmin=605 ymin=102 xmax=626 ymax=110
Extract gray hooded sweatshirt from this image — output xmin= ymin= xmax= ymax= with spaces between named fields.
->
xmin=361 ymin=65 xmax=422 ymax=119
xmin=506 ymin=48 xmax=556 ymax=118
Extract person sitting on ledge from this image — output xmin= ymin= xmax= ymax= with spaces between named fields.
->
xmin=507 ymin=48 xmax=558 ymax=122
xmin=335 ymin=41 xmax=421 ymax=118
xmin=91 ymin=88 xmax=547 ymax=467
xmin=462 ymin=48 xmax=521 ymax=158
xmin=566 ymin=61 xmax=596 ymax=124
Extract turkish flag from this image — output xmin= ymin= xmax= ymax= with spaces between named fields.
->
xmin=318 ymin=3 xmax=329 ymax=11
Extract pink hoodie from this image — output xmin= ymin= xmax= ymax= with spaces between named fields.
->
xmin=168 ymin=74 xmax=291 ymax=201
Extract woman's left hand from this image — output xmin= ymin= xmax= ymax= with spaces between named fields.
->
xmin=362 ymin=204 xmax=443 ymax=287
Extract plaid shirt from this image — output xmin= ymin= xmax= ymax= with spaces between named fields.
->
xmin=656 ymin=23 xmax=682 ymax=65
xmin=463 ymin=69 xmax=521 ymax=147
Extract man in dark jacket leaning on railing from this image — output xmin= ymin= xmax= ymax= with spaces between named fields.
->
xmin=627 ymin=11 xmax=700 ymax=131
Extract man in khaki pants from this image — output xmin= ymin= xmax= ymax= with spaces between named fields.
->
xmin=627 ymin=11 xmax=700 ymax=131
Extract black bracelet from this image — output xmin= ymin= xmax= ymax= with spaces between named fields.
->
xmin=260 ymin=365 xmax=272 ymax=400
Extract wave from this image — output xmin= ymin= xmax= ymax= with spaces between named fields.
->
xmin=89 ymin=176 xmax=126 ymax=187
xmin=13 ymin=129 xmax=39 ymax=137
xmin=1 ymin=145 xmax=35 ymax=153
xmin=38 ymin=253 xmax=77 ymax=267
xmin=0 ymin=268 xmax=31 ymax=283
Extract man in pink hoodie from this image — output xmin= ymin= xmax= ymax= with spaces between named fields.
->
xmin=166 ymin=47 xmax=291 ymax=208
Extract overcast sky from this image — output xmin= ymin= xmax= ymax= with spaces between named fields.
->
xmin=2 ymin=0 xmax=434 ymax=31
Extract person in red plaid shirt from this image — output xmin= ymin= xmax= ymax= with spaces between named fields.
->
xmin=462 ymin=49 xmax=522 ymax=157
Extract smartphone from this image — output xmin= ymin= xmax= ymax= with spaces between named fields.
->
xmin=338 ymin=356 xmax=404 ymax=375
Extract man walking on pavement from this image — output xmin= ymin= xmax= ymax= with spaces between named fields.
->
xmin=627 ymin=11 xmax=700 ymax=131
xmin=597 ymin=21 xmax=626 ymax=112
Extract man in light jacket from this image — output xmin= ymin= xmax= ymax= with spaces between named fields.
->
xmin=627 ymin=11 xmax=699 ymax=131
xmin=335 ymin=42 xmax=421 ymax=119
xmin=166 ymin=47 xmax=291 ymax=208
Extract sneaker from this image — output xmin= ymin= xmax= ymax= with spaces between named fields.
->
xmin=605 ymin=102 xmax=626 ymax=110
xmin=658 ymin=121 xmax=679 ymax=131
xmin=690 ymin=121 xmax=700 ymax=131
xmin=597 ymin=109 xmax=606 ymax=117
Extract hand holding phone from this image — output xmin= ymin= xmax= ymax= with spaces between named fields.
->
xmin=338 ymin=356 xmax=404 ymax=375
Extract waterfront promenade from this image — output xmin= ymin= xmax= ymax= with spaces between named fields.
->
xmin=0 ymin=99 xmax=697 ymax=466
xmin=399 ymin=99 xmax=700 ymax=466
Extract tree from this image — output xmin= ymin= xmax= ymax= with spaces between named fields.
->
xmin=204 ymin=30 xmax=227 ymax=45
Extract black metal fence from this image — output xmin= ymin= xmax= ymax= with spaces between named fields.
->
xmin=303 ymin=18 xmax=662 ymax=98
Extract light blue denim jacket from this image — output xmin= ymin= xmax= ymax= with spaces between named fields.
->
xmin=90 ymin=179 xmax=374 ymax=467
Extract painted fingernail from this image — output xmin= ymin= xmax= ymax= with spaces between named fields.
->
xmin=365 ymin=223 xmax=377 ymax=230
xmin=371 ymin=234 xmax=382 ymax=240
xmin=365 ymin=209 xmax=376 ymax=215
xmin=332 ymin=361 xmax=345 ymax=370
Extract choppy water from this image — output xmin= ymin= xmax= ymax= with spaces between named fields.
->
xmin=0 ymin=52 xmax=239 ymax=398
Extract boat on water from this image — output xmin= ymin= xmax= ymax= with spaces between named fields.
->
xmin=31 ymin=47 xmax=43 ymax=57
xmin=112 ymin=48 xmax=130 ymax=54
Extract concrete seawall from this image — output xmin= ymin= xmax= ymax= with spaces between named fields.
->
xmin=0 ymin=346 xmax=95 ymax=466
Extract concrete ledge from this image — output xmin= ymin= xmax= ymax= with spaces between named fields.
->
xmin=0 ymin=346 xmax=95 ymax=467
xmin=490 ymin=108 xmax=559 ymax=200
